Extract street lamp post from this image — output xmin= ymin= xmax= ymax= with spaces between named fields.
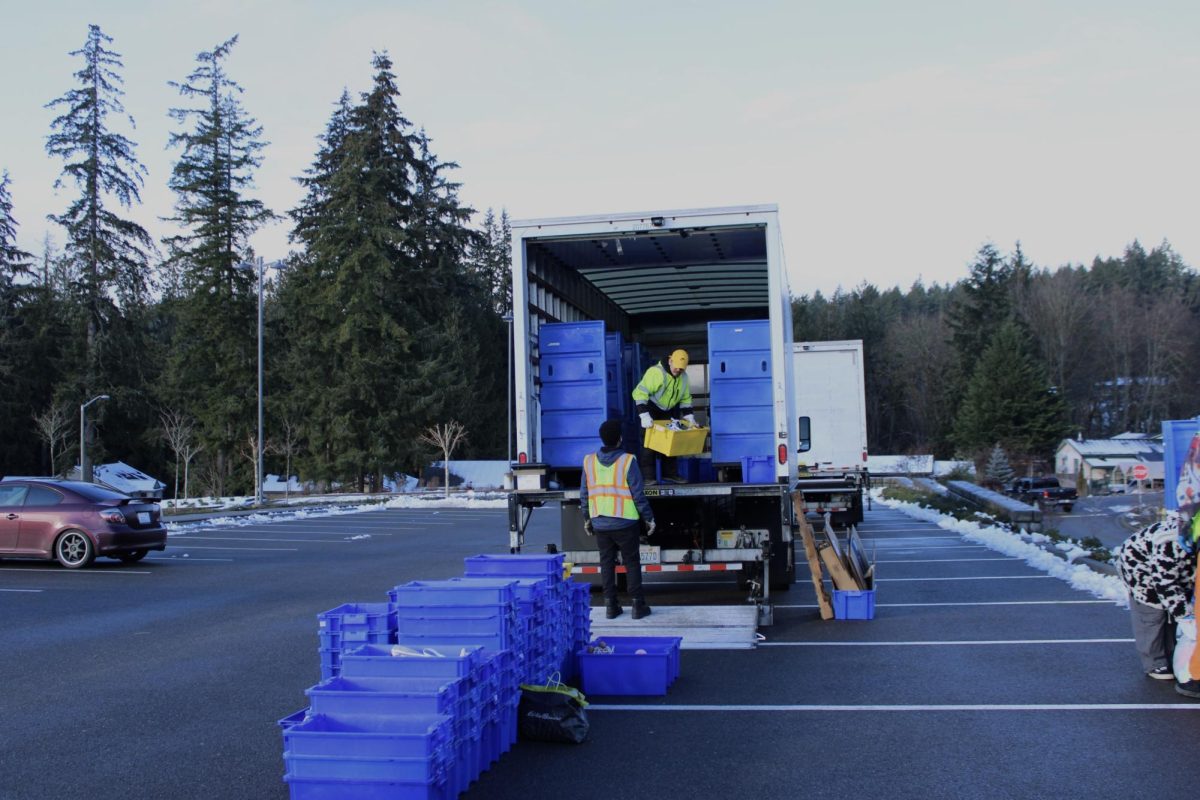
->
xmin=80 ymin=394 xmax=110 ymax=483
xmin=237 ymin=256 xmax=284 ymax=507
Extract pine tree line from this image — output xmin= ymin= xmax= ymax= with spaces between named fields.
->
xmin=0 ymin=27 xmax=510 ymax=495
xmin=793 ymin=240 xmax=1199 ymax=472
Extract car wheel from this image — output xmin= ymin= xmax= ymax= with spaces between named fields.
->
xmin=55 ymin=530 xmax=95 ymax=569
xmin=118 ymin=549 xmax=149 ymax=563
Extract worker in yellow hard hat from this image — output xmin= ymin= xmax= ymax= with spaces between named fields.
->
xmin=632 ymin=349 xmax=698 ymax=482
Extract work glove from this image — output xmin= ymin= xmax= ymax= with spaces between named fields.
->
xmin=583 ymin=519 xmax=595 ymax=537
xmin=645 ymin=520 xmax=656 ymax=537
xmin=639 ymin=412 xmax=652 ymax=429
xmin=683 ymin=413 xmax=697 ymax=427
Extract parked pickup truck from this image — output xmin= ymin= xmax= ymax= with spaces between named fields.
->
xmin=1008 ymin=477 xmax=1077 ymax=512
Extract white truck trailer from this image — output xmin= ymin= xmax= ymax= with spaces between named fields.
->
xmin=506 ymin=206 xmax=798 ymax=617
xmin=792 ymin=340 xmax=869 ymax=525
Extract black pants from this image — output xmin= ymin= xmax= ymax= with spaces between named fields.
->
xmin=597 ymin=521 xmax=643 ymax=604
xmin=638 ymin=405 xmax=679 ymax=480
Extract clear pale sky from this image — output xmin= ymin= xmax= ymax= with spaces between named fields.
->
xmin=2 ymin=1 xmax=1195 ymax=296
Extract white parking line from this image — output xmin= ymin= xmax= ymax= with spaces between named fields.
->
xmin=177 ymin=537 xmax=357 ymax=543
xmin=591 ymin=703 xmax=1200 ymax=712
xmin=877 ymin=575 xmax=1054 ymax=582
xmin=0 ymin=588 xmax=44 ymax=592
xmin=759 ymin=638 xmax=1132 ymax=646
xmin=146 ymin=556 xmax=235 ymax=562
xmin=0 ymin=568 xmax=151 ymax=575
xmin=877 ymin=558 xmax=1020 ymax=563
xmin=777 ymin=600 xmax=1114 ymax=608
xmin=871 ymin=536 xmax=973 ymax=542
xmin=168 ymin=545 xmax=298 ymax=551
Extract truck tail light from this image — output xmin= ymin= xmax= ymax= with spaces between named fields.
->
xmin=1043 ymin=490 xmax=1050 ymax=498
xmin=518 ymin=452 xmax=527 ymax=464
xmin=778 ymin=444 xmax=787 ymax=464
xmin=862 ymin=451 xmax=868 ymax=462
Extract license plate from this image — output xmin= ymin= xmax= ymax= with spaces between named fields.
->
xmin=639 ymin=545 xmax=660 ymax=564
xmin=137 ymin=512 xmax=151 ymax=525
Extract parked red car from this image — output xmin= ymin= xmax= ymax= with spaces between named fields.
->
xmin=0 ymin=479 xmax=167 ymax=568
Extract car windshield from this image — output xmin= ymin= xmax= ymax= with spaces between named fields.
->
xmin=56 ymin=481 xmax=131 ymax=502
xmin=1030 ymin=478 xmax=1059 ymax=488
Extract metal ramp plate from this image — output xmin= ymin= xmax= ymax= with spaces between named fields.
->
xmin=588 ymin=604 xmax=759 ymax=650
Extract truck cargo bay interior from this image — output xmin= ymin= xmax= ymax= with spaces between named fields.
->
xmin=523 ymin=223 xmax=770 ymax=355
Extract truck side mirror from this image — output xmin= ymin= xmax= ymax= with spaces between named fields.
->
xmin=797 ymin=416 xmax=811 ymax=453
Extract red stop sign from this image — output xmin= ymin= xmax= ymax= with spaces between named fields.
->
xmin=1132 ymin=464 xmax=1149 ymax=481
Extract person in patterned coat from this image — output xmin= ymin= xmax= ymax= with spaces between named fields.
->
xmin=1115 ymin=510 xmax=1196 ymax=680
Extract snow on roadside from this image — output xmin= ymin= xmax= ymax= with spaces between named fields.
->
xmin=167 ymin=492 xmax=509 ymax=535
xmin=873 ymin=490 xmax=1128 ymax=608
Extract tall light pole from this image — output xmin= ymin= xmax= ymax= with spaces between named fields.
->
xmin=501 ymin=311 xmax=513 ymax=464
xmin=236 ymin=257 xmax=284 ymax=507
xmin=80 ymin=394 xmax=109 ymax=483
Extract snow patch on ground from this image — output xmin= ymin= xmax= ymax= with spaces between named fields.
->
xmin=872 ymin=489 xmax=1128 ymax=607
xmin=384 ymin=492 xmax=508 ymax=510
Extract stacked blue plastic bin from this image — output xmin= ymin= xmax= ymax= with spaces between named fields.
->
xmin=317 ymin=602 xmax=397 ymax=680
xmin=282 ymin=553 xmax=588 ymax=799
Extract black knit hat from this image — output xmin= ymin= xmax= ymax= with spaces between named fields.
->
xmin=599 ymin=419 xmax=623 ymax=447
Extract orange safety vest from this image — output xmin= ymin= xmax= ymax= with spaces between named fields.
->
xmin=583 ymin=453 xmax=639 ymax=520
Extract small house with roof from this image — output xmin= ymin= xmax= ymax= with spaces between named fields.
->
xmin=1055 ymin=435 xmax=1163 ymax=487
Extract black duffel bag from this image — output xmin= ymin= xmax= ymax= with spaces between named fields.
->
xmin=518 ymin=678 xmax=590 ymax=744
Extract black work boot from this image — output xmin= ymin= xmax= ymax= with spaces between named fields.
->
xmin=632 ymin=600 xmax=651 ymax=619
xmin=605 ymin=601 xmax=623 ymax=619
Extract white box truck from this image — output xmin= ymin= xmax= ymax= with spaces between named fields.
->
xmin=506 ymin=205 xmax=798 ymax=613
xmin=792 ymin=340 xmax=869 ymax=525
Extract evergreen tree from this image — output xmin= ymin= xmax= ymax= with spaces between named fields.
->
xmin=953 ymin=321 xmax=1069 ymax=459
xmin=162 ymin=35 xmax=275 ymax=495
xmin=947 ymin=243 xmax=1014 ymax=364
xmin=0 ymin=171 xmax=33 ymax=279
xmin=44 ymin=24 xmax=154 ymax=394
xmin=984 ymin=444 xmax=1015 ymax=487
xmin=471 ymin=208 xmax=512 ymax=314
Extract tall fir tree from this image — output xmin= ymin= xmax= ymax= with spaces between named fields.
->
xmin=44 ymin=24 xmax=154 ymax=410
xmin=472 ymin=207 xmax=512 ymax=314
xmin=0 ymin=174 xmax=68 ymax=473
xmin=953 ymin=321 xmax=1069 ymax=460
xmin=947 ymin=243 xmax=1015 ymax=364
xmin=162 ymin=35 xmax=275 ymax=495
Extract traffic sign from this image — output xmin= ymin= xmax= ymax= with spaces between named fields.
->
xmin=1132 ymin=464 xmax=1149 ymax=481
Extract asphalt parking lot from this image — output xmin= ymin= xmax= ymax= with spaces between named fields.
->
xmin=2 ymin=502 xmax=1196 ymax=800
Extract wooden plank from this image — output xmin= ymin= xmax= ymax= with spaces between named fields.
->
xmin=792 ymin=493 xmax=834 ymax=619
xmin=819 ymin=543 xmax=860 ymax=590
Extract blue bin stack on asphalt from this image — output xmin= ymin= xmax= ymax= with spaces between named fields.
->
xmin=317 ymin=602 xmax=397 ymax=680
xmin=280 ymin=552 xmax=588 ymax=799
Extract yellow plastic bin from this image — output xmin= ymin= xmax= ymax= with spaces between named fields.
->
xmin=643 ymin=423 xmax=708 ymax=457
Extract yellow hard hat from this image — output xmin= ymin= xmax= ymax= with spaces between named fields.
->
xmin=669 ymin=349 xmax=689 ymax=370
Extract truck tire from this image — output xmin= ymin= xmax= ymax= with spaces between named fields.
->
xmin=1062 ymin=503 xmax=1073 ymax=513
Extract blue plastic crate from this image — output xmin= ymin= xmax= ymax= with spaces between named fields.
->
xmin=278 ymin=708 xmax=310 ymax=729
xmin=577 ymin=637 xmax=681 ymax=696
xmin=390 ymin=580 xmax=517 ymax=607
xmin=318 ymin=603 xmax=395 ymax=634
xmin=538 ymin=321 xmax=609 ymax=468
xmin=588 ymin=636 xmax=681 ymax=682
xmin=708 ymin=319 xmax=775 ymax=464
xmin=463 ymin=554 xmax=565 ymax=581
xmin=284 ymin=713 xmax=453 ymax=759
xmin=833 ymin=589 xmax=876 ymax=619
xmin=283 ymin=775 xmax=447 ymax=800
xmin=394 ymin=612 xmax=517 ymax=640
xmin=339 ymin=643 xmax=485 ymax=681
xmin=740 ymin=455 xmax=775 ymax=484
xmin=305 ymin=676 xmax=466 ymax=721
xmin=319 ymin=629 xmax=392 ymax=650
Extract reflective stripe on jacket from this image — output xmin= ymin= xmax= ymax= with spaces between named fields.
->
xmin=583 ymin=452 xmax=639 ymax=520
xmin=632 ymin=363 xmax=693 ymax=413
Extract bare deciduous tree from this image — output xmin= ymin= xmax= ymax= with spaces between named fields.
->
xmin=159 ymin=408 xmax=196 ymax=501
xmin=418 ymin=421 xmax=468 ymax=499
xmin=33 ymin=404 xmax=71 ymax=476
xmin=181 ymin=441 xmax=205 ymax=500
xmin=277 ymin=416 xmax=302 ymax=500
